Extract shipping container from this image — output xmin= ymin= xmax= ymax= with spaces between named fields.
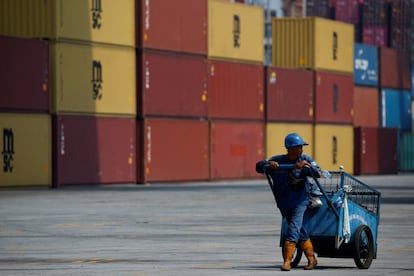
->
xmin=141 ymin=117 xmax=209 ymax=183
xmin=0 ymin=0 xmax=135 ymax=47
xmin=265 ymin=67 xmax=313 ymax=122
xmin=353 ymin=43 xmax=379 ymax=87
xmin=353 ymin=86 xmax=379 ymax=127
xmin=335 ymin=0 xmax=361 ymax=24
xmin=400 ymin=132 xmax=414 ymax=171
xmin=362 ymin=25 xmax=388 ymax=47
xmin=378 ymin=127 xmax=399 ymax=174
xmin=412 ymin=67 xmax=414 ymax=98
xmin=51 ymin=41 xmax=136 ymax=116
xmin=266 ymin=122 xmax=314 ymax=159
xmin=400 ymin=90 xmax=412 ymax=132
xmin=390 ymin=0 xmax=410 ymax=50
xmin=53 ymin=115 xmax=136 ymax=186
xmin=314 ymin=71 xmax=354 ymax=124
xmin=208 ymin=0 xmax=264 ymax=64
xmin=306 ymin=0 xmax=335 ymax=19
xmin=379 ymin=47 xmax=411 ymax=90
xmin=272 ymin=17 xmax=354 ymax=74
xmin=210 ymin=120 xmax=264 ymax=180
xmin=208 ymin=60 xmax=264 ymax=120
xmin=0 ymin=35 xmax=50 ymax=113
xmin=138 ymin=50 xmax=208 ymax=118
xmin=136 ymin=0 xmax=207 ymax=54
xmin=313 ymin=124 xmax=354 ymax=174
xmin=0 ymin=113 xmax=51 ymax=187
xmin=354 ymin=127 xmax=379 ymax=175
xmin=380 ymin=89 xmax=412 ymax=132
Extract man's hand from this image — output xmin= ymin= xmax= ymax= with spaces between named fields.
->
xmin=295 ymin=160 xmax=311 ymax=169
xmin=268 ymin=161 xmax=279 ymax=169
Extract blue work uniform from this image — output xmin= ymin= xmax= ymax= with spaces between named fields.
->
xmin=256 ymin=153 xmax=320 ymax=243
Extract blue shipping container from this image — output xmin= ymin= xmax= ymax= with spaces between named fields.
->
xmin=381 ymin=89 xmax=412 ymax=132
xmin=354 ymin=43 xmax=379 ymax=87
xmin=411 ymin=66 xmax=414 ymax=98
xmin=400 ymin=90 xmax=412 ymax=132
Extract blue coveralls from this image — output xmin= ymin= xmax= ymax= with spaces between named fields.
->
xmin=256 ymin=153 xmax=320 ymax=243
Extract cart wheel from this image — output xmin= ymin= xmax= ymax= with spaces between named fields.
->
xmin=281 ymin=245 xmax=303 ymax=268
xmin=353 ymin=225 xmax=374 ymax=269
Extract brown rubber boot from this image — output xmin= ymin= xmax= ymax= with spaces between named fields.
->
xmin=281 ymin=240 xmax=296 ymax=271
xmin=300 ymin=239 xmax=318 ymax=270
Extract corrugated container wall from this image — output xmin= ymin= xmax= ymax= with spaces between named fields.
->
xmin=400 ymin=133 xmax=414 ymax=171
xmin=379 ymin=47 xmax=411 ymax=90
xmin=272 ymin=17 xmax=354 ymax=74
xmin=266 ymin=123 xmax=314 ymax=159
xmin=314 ymin=71 xmax=354 ymax=124
xmin=0 ymin=113 xmax=51 ymax=187
xmin=265 ymin=67 xmax=314 ymax=122
xmin=52 ymin=42 xmax=136 ymax=116
xmin=208 ymin=60 xmax=264 ymax=120
xmin=353 ymin=86 xmax=379 ymax=127
xmin=0 ymin=35 xmax=50 ymax=113
xmin=210 ymin=120 xmax=264 ymax=180
xmin=378 ymin=127 xmax=399 ymax=174
xmin=353 ymin=43 xmax=379 ymax=87
xmin=142 ymin=118 xmax=209 ymax=183
xmin=313 ymin=124 xmax=354 ymax=174
xmin=381 ymin=89 xmax=412 ymax=132
xmin=0 ymin=0 xmax=135 ymax=47
xmin=354 ymin=127 xmax=379 ymax=175
xmin=208 ymin=0 xmax=264 ymax=64
xmin=138 ymin=50 xmax=208 ymax=118
xmin=136 ymin=0 xmax=207 ymax=54
xmin=53 ymin=115 xmax=136 ymax=187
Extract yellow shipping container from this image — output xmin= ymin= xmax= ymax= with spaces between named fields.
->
xmin=0 ymin=113 xmax=51 ymax=187
xmin=208 ymin=0 xmax=264 ymax=64
xmin=266 ymin=123 xmax=314 ymax=158
xmin=0 ymin=0 xmax=135 ymax=47
xmin=52 ymin=41 xmax=136 ymax=116
xmin=272 ymin=17 xmax=354 ymax=74
xmin=313 ymin=124 xmax=353 ymax=174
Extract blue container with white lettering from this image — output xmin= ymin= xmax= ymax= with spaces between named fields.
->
xmin=354 ymin=43 xmax=379 ymax=87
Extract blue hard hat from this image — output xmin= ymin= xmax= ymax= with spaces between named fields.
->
xmin=284 ymin=133 xmax=309 ymax=148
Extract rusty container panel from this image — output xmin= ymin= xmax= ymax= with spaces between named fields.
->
xmin=0 ymin=35 xmax=50 ymax=113
xmin=378 ymin=127 xmax=399 ymax=174
xmin=353 ymin=127 xmax=379 ymax=175
xmin=353 ymin=86 xmax=379 ymax=127
xmin=314 ymin=71 xmax=354 ymax=124
xmin=379 ymin=47 xmax=411 ymax=89
xmin=266 ymin=122 xmax=314 ymax=159
xmin=314 ymin=124 xmax=354 ymax=174
xmin=137 ymin=0 xmax=207 ymax=55
xmin=52 ymin=41 xmax=136 ymax=116
xmin=266 ymin=67 xmax=314 ymax=122
xmin=138 ymin=50 xmax=208 ymax=117
xmin=142 ymin=118 xmax=209 ymax=182
xmin=208 ymin=60 xmax=264 ymax=120
xmin=210 ymin=120 xmax=264 ymax=180
xmin=0 ymin=113 xmax=51 ymax=187
xmin=53 ymin=115 xmax=136 ymax=186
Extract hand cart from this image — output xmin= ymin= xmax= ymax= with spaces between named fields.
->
xmin=263 ymin=164 xmax=381 ymax=269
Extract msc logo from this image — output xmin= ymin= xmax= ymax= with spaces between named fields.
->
xmin=91 ymin=0 xmax=102 ymax=29
xmin=233 ymin=15 xmax=241 ymax=48
xmin=92 ymin=61 xmax=103 ymax=100
xmin=2 ymin=128 xmax=14 ymax=173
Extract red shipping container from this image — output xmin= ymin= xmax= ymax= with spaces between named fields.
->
xmin=378 ymin=127 xmax=399 ymax=174
xmin=362 ymin=25 xmax=388 ymax=47
xmin=138 ymin=50 xmax=208 ymax=117
xmin=314 ymin=71 xmax=354 ymax=124
xmin=210 ymin=120 xmax=264 ymax=180
xmin=354 ymin=127 xmax=379 ymax=175
xmin=379 ymin=47 xmax=411 ymax=89
xmin=208 ymin=60 xmax=264 ymax=120
xmin=0 ymin=35 xmax=49 ymax=113
xmin=142 ymin=117 xmax=209 ymax=182
xmin=136 ymin=0 xmax=207 ymax=55
xmin=266 ymin=67 xmax=313 ymax=122
xmin=353 ymin=86 xmax=379 ymax=127
xmin=335 ymin=0 xmax=360 ymax=24
xmin=53 ymin=115 xmax=136 ymax=186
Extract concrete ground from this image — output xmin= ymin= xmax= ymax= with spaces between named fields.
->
xmin=0 ymin=173 xmax=413 ymax=275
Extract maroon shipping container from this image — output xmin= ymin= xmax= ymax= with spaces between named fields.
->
xmin=354 ymin=127 xmax=379 ymax=175
xmin=378 ymin=127 xmax=399 ymax=174
xmin=141 ymin=117 xmax=209 ymax=182
xmin=379 ymin=47 xmax=411 ymax=89
xmin=136 ymin=0 xmax=207 ymax=55
xmin=210 ymin=120 xmax=264 ymax=180
xmin=353 ymin=86 xmax=379 ymax=127
xmin=138 ymin=50 xmax=208 ymax=118
xmin=362 ymin=25 xmax=388 ymax=47
xmin=314 ymin=71 xmax=354 ymax=124
xmin=53 ymin=115 xmax=136 ymax=186
xmin=208 ymin=60 xmax=264 ymax=120
xmin=335 ymin=0 xmax=360 ymax=24
xmin=0 ymin=35 xmax=49 ymax=113
xmin=266 ymin=67 xmax=313 ymax=122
